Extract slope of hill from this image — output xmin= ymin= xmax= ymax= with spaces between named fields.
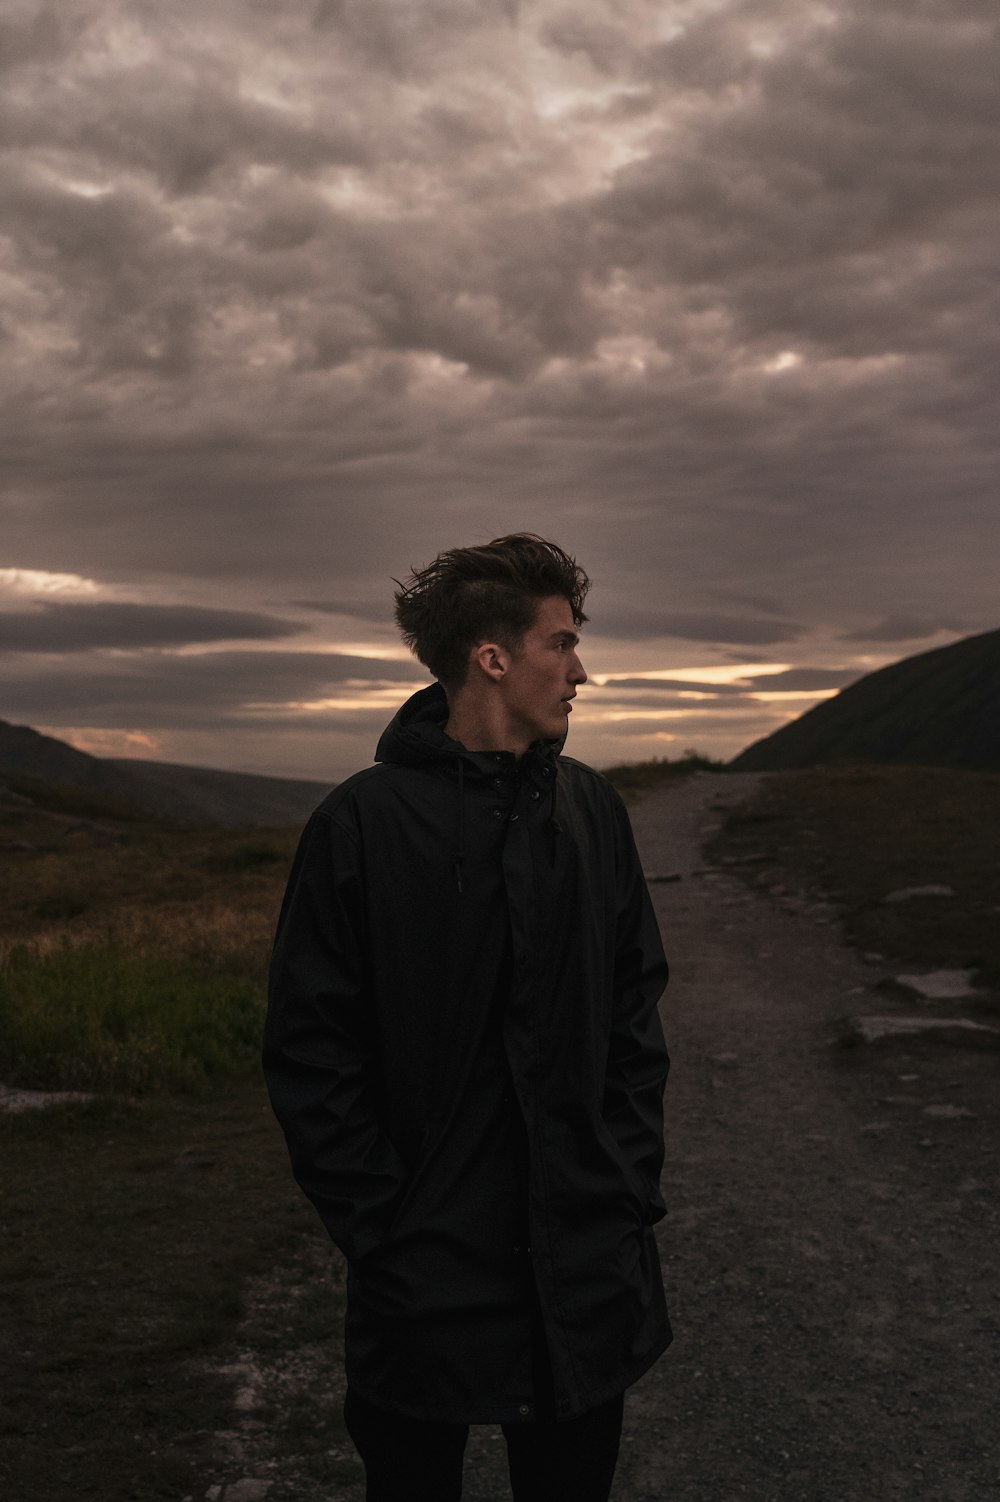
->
xmin=731 ymin=627 xmax=1000 ymax=771
xmin=0 ymin=719 xmax=330 ymax=826
xmin=106 ymin=758 xmax=330 ymax=827
xmin=0 ymin=720 xmax=146 ymax=807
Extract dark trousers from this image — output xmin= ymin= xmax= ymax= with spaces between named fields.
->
xmin=344 ymin=1388 xmax=625 ymax=1502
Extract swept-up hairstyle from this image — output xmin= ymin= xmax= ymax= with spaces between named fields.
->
xmin=394 ymin=533 xmax=590 ymax=690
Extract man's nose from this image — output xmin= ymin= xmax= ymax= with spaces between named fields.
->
xmin=571 ymin=654 xmax=587 ymax=685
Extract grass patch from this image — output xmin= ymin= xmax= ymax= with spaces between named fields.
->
xmin=0 ymin=803 xmax=299 ymax=956
xmin=0 ymin=940 xmax=265 ymax=1094
xmin=603 ymin=750 xmax=724 ymax=801
xmin=710 ymin=763 xmax=1000 ymax=988
xmin=0 ymin=1084 xmax=330 ymax=1502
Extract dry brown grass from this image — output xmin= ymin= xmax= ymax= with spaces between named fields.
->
xmin=1 ymin=808 xmax=299 ymax=963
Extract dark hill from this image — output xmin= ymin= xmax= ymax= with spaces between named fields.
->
xmin=0 ymin=720 xmax=143 ymax=806
xmin=106 ymin=757 xmax=330 ymax=827
xmin=730 ymin=628 xmax=1000 ymax=772
xmin=0 ymin=719 xmax=330 ymax=826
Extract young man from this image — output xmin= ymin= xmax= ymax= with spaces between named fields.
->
xmin=263 ymin=535 xmax=670 ymax=1501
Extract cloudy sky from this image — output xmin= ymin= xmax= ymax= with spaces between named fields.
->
xmin=2 ymin=0 xmax=997 ymax=782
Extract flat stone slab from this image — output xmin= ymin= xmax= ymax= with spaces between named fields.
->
xmin=843 ymin=1015 xmax=1000 ymax=1051
xmin=883 ymin=884 xmax=956 ymax=903
xmin=890 ymin=969 xmax=981 ymax=1000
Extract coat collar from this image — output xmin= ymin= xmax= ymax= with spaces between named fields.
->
xmin=375 ymin=683 xmax=563 ymax=782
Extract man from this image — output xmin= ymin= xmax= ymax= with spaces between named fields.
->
xmin=263 ymin=534 xmax=670 ymax=1501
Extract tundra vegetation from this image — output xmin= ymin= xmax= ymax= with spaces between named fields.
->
xmin=1 ymin=756 xmax=997 ymax=1499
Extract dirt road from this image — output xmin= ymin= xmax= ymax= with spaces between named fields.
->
xmin=226 ymin=774 xmax=999 ymax=1501
xmin=611 ymin=773 xmax=1000 ymax=1502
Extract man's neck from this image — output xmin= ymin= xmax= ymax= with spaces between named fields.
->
xmin=443 ymin=692 xmax=530 ymax=759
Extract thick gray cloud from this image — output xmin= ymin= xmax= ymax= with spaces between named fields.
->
xmin=2 ymin=648 xmax=424 ymax=716
xmin=592 ymin=608 xmax=806 ymax=645
xmin=1 ymin=0 xmax=996 ymax=776
xmin=841 ymin=613 xmax=969 ymax=643
xmin=0 ymin=601 xmax=299 ymax=651
xmin=598 ymin=666 xmax=859 ymax=694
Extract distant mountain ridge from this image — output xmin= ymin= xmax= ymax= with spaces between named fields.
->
xmin=0 ymin=719 xmax=330 ymax=826
xmin=731 ymin=628 xmax=1000 ymax=772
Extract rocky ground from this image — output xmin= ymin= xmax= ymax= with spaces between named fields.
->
xmin=202 ymin=772 xmax=1000 ymax=1502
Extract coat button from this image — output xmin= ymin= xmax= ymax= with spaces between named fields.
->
xmin=518 ymin=1404 xmax=530 ymax=1417
xmin=530 ymin=789 xmax=540 ymax=800
xmin=493 ymin=808 xmax=503 ymax=818
xmin=509 ymin=812 xmax=519 ymax=822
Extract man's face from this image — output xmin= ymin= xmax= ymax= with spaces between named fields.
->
xmin=501 ymin=594 xmax=588 ymax=745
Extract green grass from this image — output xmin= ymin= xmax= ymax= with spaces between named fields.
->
xmin=0 ymin=941 xmax=265 ymax=1094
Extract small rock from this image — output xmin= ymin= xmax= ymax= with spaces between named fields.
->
xmin=841 ymin=1015 xmax=1000 ymax=1051
xmin=224 ymin=1483 xmax=272 ymax=1502
xmin=883 ymin=884 xmax=955 ymax=903
xmin=922 ymin=1104 xmax=975 ymax=1120
xmin=206 ymin=1489 xmax=222 ymax=1502
xmin=212 ymin=1431 xmax=246 ymax=1462
xmin=709 ymin=1052 xmax=740 ymax=1068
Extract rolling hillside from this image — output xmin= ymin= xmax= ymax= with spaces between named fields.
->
xmin=0 ymin=718 xmax=330 ymax=826
xmin=731 ymin=627 xmax=1000 ymax=771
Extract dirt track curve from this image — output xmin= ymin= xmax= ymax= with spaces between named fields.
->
xmin=224 ymin=773 xmax=1000 ymax=1502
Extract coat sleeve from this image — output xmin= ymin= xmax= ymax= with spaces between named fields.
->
xmin=262 ymin=806 xmax=406 ymax=1263
xmin=602 ymin=792 xmax=670 ymax=1225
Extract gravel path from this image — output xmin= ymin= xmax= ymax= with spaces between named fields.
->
xmin=219 ymin=773 xmax=999 ymax=1501
xmin=615 ymin=773 xmax=999 ymax=1502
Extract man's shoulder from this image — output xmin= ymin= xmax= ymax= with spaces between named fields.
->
xmin=556 ymin=754 xmax=622 ymax=804
xmin=309 ymin=760 xmax=438 ymax=822
xmin=308 ymin=764 xmax=388 ymax=822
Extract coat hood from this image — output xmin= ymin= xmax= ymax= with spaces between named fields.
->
xmin=374 ymin=682 xmax=566 ymax=774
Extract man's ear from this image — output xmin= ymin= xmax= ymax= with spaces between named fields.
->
xmin=472 ymin=641 xmax=510 ymax=682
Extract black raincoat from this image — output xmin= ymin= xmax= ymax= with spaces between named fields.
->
xmin=263 ymin=684 xmax=670 ymax=1423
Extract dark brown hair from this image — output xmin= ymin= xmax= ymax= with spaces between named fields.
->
xmin=393 ymin=533 xmax=590 ymax=690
